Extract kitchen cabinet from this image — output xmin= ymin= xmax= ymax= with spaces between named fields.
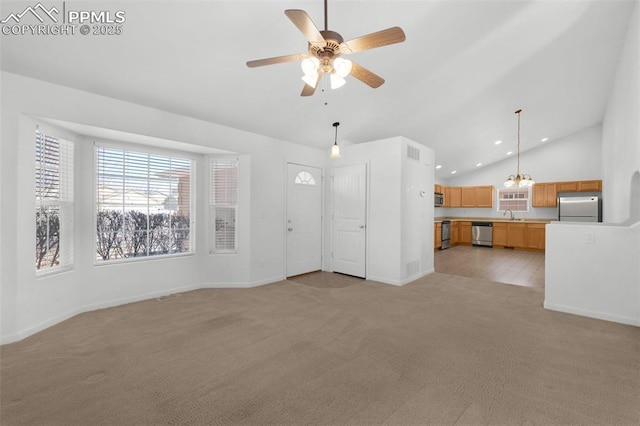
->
xmin=475 ymin=186 xmax=494 ymax=208
xmin=459 ymin=221 xmax=472 ymax=244
xmin=578 ymin=180 xmax=602 ymax=191
xmin=439 ymin=185 xmax=494 ymax=208
xmin=525 ymin=223 xmax=546 ymax=250
xmin=556 ymin=181 xmax=578 ymax=192
xmin=434 ymin=184 xmax=443 ymax=194
xmin=461 ymin=187 xmax=476 ymax=207
xmin=434 ymin=222 xmax=442 ymax=249
xmin=443 ymin=187 xmax=451 ymax=207
xmin=506 ymin=223 xmax=527 ymax=248
xmin=492 ymin=223 xmax=508 ymax=246
xmin=449 ymin=187 xmax=462 ymax=207
xmin=532 ymin=183 xmax=557 ymax=207
xmin=451 ymin=221 xmax=459 ymax=244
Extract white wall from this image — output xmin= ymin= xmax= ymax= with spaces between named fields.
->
xmin=0 ymin=72 xmax=326 ymax=343
xmin=545 ymin=2 xmax=640 ymax=326
xmin=328 ymin=137 xmax=434 ymax=285
xmin=602 ymin=1 xmax=640 ymax=224
xmin=436 ymin=125 xmax=603 ymax=220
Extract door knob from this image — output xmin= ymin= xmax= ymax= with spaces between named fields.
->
xmin=288 ymin=227 xmax=294 ymax=231
xmin=359 ymin=224 xmax=365 ymax=229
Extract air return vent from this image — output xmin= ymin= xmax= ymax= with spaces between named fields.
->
xmin=407 ymin=145 xmax=420 ymax=161
xmin=404 ymin=259 xmax=420 ymax=279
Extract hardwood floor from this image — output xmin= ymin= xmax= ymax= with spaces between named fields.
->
xmin=434 ymin=245 xmax=545 ymax=288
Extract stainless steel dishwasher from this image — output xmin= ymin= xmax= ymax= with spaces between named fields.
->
xmin=471 ymin=222 xmax=493 ymax=247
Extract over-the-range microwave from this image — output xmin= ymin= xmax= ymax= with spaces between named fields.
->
xmin=434 ymin=192 xmax=444 ymax=207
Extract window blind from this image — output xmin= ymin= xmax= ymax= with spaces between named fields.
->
xmin=210 ymin=159 xmax=238 ymax=253
xmin=96 ymin=145 xmax=193 ymax=261
xmin=35 ymin=130 xmax=73 ymax=271
xmin=497 ymin=187 xmax=530 ymax=212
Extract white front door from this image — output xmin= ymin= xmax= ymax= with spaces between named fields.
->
xmin=286 ymin=163 xmax=322 ymax=277
xmin=332 ymin=164 xmax=367 ymax=278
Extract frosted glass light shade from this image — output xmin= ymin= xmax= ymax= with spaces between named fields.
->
xmin=330 ymin=143 xmax=340 ymax=159
xmin=333 ymin=58 xmax=352 ymax=77
xmin=301 ymin=57 xmax=319 ymax=76
xmin=302 ymin=74 xmax=318 ymax=88
xmin=330 ymin=73 xmax=346 ymax=89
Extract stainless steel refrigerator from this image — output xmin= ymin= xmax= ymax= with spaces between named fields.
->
xmin=557 ymin=192 xmax=603 ymax=222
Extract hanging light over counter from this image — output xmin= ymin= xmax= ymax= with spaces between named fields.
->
xmin=504 ymin=109 xmax=534 ymax=188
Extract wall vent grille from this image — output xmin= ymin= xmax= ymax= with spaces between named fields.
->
xmin=407 ymin=145 xmax=420 ymax=161
xmin=404 ymin=259 xmax=420 ymax=278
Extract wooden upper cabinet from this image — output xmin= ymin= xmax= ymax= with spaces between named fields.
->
xmin=449 ymin=187 xmax=462 ymax=207
xmin=461 ymin=187 xmax=476 ymax=207
xmin=532 ymin=183 xmax=546 ymax=207
xmin=545 ymin=183 xmax=557 ymax=206
xmin=578 ymin=180 xmax=602 ymax=191
xmin=475 ymin=186 xmax=494 ymax=208
xmin=443 ymin=187 xmax=451 ymax=207
xmin=434 ymin=184 xmax=443 ymax=194
xmin=532 ymin=183 xmax=558 ymax=207
xmin=556 ymin=181 xmax=578 ymax=192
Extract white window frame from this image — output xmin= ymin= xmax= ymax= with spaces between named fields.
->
xmin=95 ymin=143 xmax=195 ymax=263
xmin=35 ymin=128 xmax=74 ymax=275
xmin=496 ymin=187 xmax=531 ymax=213
xmin=209 ymin=158 xmax=238 ymax=254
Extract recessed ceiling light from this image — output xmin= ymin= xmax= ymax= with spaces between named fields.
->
xmin=506 ymin=151 xmax=513 ymax=156
xmin=435 ymin=164 xmax=442 ymax=169
xmin=494 ymin=140 xmax=502 ymax=145
xmin=476 ymin=162 xmax=482 ymax=167
xmin=541 ymin=137 xmax=549 ymax=142
xmin=450 ymin=170 xmax=457 ymax=174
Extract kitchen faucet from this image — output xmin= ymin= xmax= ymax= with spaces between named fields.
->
xmin=504 ymin=209 xmax=514 ymax=220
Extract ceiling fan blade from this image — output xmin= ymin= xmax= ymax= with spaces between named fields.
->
xmin=284 ymin=9 xmax=326 ymax=48
xmin=350 ymin=62 xmax=385 ymax=88
xmin=246 ymin=54 xmax=306 ymax=68
xmin=301 ymin=72 xmax=322 ymax=97
xmin=340 ymin=26 xmax=406 ymax=54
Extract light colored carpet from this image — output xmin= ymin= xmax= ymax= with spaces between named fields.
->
xmin=1 ymin=272 xmax=639 ymax=425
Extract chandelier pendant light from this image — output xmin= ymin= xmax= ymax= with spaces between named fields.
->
xmin=504 ymin=109 xmax=535 ymax=188
xmin=330 ymin=122 xmax=340 ymax=159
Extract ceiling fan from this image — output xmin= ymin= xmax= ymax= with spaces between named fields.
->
xmin=246 ymin=0 xmax=406 ymax=96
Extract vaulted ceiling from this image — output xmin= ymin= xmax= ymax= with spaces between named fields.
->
xmin=1 ymin=0 xmax=636 ymax=179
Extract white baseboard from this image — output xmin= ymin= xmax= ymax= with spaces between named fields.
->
xmin=543 ymin=301 xmax=640 ymax=327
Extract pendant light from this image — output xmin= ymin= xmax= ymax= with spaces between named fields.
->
xmin=330 ymin=122 xmax=340 ymax=159
xmin=504 ymin=109 xmax=534 ymax=188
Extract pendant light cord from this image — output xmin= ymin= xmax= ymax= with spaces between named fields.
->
xmin=515 ymin=109 xmax=522 ymax=175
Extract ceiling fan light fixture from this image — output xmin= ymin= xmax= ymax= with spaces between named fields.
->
xmin=330 ymin=72 xmax=346 ymax=89
xmin=333 ymin=57 xmax=352 ymax=77
xmin=301 ymin=57 xmax=320 ymax=76
xmin=301 ymin=74 xmax=318 ymax=88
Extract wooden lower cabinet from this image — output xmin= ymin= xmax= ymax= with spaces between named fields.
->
xmin=451 ymin=222 xmax=460 ymax=244
xmin=506 ymin=223 xmax=527 ymax=248
xmin=525 ymin=223 xmax=546 ymax=250
xmin=438 ymin=220 xmax=545 ymax=251
xmin=459 ymin=221 xmax=472 ymax=244
xmin=492 ymin=223 xmax=508 ymax=246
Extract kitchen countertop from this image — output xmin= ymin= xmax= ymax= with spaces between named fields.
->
xmin=434 ymin=217 xmax=555 ymax=224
